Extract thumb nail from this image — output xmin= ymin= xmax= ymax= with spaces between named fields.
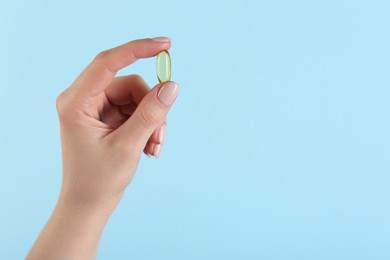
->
xmin=157 ymin=82 xmax=180 ymax=106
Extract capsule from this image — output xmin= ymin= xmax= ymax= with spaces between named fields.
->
xmin=156 ymin=50 xmax=171 ymax=83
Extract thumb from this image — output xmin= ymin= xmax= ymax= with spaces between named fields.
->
xmin=113 ymin=81 xmax=180 ymax=150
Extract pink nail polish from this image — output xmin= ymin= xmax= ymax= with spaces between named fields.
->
xmin=149 ymin=143 xmax=155 ymax=157
xmin=151 ymin=36 xmax=171 ymax=42
xmin=154 ymin=144 xmax=162 ymax=158
xmin=157 ymin=125 xmax=166 ymax=144
xmin=157 ymin=82 xmax=179 ymax=106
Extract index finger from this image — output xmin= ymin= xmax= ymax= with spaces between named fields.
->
xmin=70 ymin=37 xmax=171 ymax=99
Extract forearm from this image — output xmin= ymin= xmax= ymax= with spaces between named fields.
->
xmin=26 ymin=193 xmax=115 ymax=260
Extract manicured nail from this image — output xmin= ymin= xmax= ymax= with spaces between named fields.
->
xmin=154 ymin=144 xmax=163 ymax=158
xmin=149 ymin=143 xmax=155 ymax=157
xmin=157 ymin=82 xmax=179 ymax=106
xmin=157 ymin=124 xmax=166 ymax=144
xmin=152 ymin=36 xmax=171 ymax=42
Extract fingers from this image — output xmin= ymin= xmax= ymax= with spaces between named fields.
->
xmin=144 ymin=140 xmax=163 ymax=158
xmin=109 ymin=81 xmax=179 ymax=153
xmin=105 ymin=75 xmax=171 ymax=157
xmin=105 ymin=75 xmax=150 ymax=106
xmin=150 ymin=123 xmax=166 ymax=145
xmin=144 ymin=123 xmax=166 ymax=157
xmin=69 ymin=37 xmax=171 ymax=100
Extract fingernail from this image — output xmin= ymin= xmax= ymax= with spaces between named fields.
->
xmin=157 ymin=124 xmax=166 ymax=144
xmin=157 ymin=82 xmax=180 ymax=106
xmin=152 ymin=36 xmax=171 ymax=42
xmin=154 ymin=144 xmax=163 ymax=158
xmin=148 ymin=143 xmax=155 ymax=157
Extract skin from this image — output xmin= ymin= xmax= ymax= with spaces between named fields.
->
xmin=26 ymin=37 xmax=180 ymax=259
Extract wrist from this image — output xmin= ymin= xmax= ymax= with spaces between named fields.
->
xmin=56 ymin=188 xmax=122 ymax=220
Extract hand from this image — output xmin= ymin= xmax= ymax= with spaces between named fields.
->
xmin=27 ymin=37 xmax=180 ymax=259
xmin=57 ymin=37 xmax=179 ymax=210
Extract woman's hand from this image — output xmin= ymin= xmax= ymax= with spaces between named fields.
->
xmin=27 ymin=37 xmax=180 ymax=260
xmin=57 ymin=37 xmax=179 ymax=209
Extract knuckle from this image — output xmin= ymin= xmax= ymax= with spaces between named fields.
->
xmin=94 ymin=50 xmax=116 ymax=73
xmin=55 ymin=91 xmax=67 ymax=114
xmin=130 ymin=74 xmax=143 ymax=82
xmin=137 ymin=106 xmax=160 ymax=130
xmin=55 ymin=90 xmax=75 ymax=122
xmin=95 ymin=50 xmax=110 ymax=61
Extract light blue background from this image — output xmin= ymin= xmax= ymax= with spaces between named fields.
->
xmin=1 ymin=0 xmax=389 ymax=259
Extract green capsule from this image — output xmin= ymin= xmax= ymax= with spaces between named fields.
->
xmin=156 ymin=50 xmax=171 ymax=83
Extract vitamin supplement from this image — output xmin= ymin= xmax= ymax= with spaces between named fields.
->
xmin=156 ymin=50 xmax=171 ymax=83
